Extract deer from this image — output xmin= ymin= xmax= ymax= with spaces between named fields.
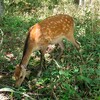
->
xmin=13 ymin=14 xmax=80 ymax=87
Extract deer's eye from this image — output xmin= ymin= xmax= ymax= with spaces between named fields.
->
xmin=20 ymin=76 xmax=23 ymax=79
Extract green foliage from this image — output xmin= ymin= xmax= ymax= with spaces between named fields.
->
xmin=0 ymin=0 xmax=100 ymax=100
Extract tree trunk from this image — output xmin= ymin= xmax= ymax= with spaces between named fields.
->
xmin=0 ymin=0 xmax=4 ymax=16
xmin=79 ymin=0 xmax=83 ymax=6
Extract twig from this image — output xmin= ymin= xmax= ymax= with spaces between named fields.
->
xmin=53 ymin=59 xmax=61 ymax=68
xmin=86 ymin=53 xmax=93 ymax=62
xmin=0 ymin=88 xmax=36 ymax=100
xmin=0 ymin=71 xmax=13 ymax=75
xmin=78 ymin=49 xmax=86 ymax=65
xmin=52 ymin=90 xmax=59 ymax=100
xmin=0 ymin=29 xmax=4 ymax=47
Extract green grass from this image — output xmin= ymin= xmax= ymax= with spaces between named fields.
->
xmin=0 ymin=7 xmax=100 ymax=100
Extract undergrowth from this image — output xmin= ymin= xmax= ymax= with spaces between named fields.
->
xmin=0 ymin=1 xmax=100 ymax=100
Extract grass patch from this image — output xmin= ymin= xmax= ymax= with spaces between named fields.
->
xmin=0 ymin=1 xmax=100 ymax=99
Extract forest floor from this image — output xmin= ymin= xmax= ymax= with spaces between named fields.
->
xmin=0 ymin=13 xmax=100 ymax=100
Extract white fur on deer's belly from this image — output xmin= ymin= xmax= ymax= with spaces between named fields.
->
xmin=33 ymin=45 xmax=40 ymax=51
xmin=34 ymin=35 xmax=65 ymax=52
xmin=50 ymin=35 xmax=65 ymax=44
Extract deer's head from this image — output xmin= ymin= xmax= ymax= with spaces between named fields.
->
xmin=14 ymin=65 xmax=27 ymax=87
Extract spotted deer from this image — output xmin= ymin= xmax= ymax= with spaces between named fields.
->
xmin=14 ymin=14 xmax=80 ymax=86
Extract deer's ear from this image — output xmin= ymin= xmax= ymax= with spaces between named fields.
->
xmin=16 ymin=65 xmax=22 ymax=73
xmin=20 ymin=65 xmax=27 ymax=76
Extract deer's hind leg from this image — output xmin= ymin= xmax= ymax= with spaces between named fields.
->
xmin=65 ymin=29 xmax=80 ymax=50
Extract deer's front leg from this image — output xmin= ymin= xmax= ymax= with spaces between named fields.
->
xmin=39 ymin=50 xmax=45 ymax=68
xmin=36 ymin=48 xmax=47 ymax=77
xmin=58 ymin=40 xmax=65 ymax=59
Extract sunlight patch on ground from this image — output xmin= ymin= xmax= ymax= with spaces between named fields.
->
xmin=0 ymin=93 xmax=9 ymax=100
xmin=0 ymin=75 xmax=3 ymax=79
